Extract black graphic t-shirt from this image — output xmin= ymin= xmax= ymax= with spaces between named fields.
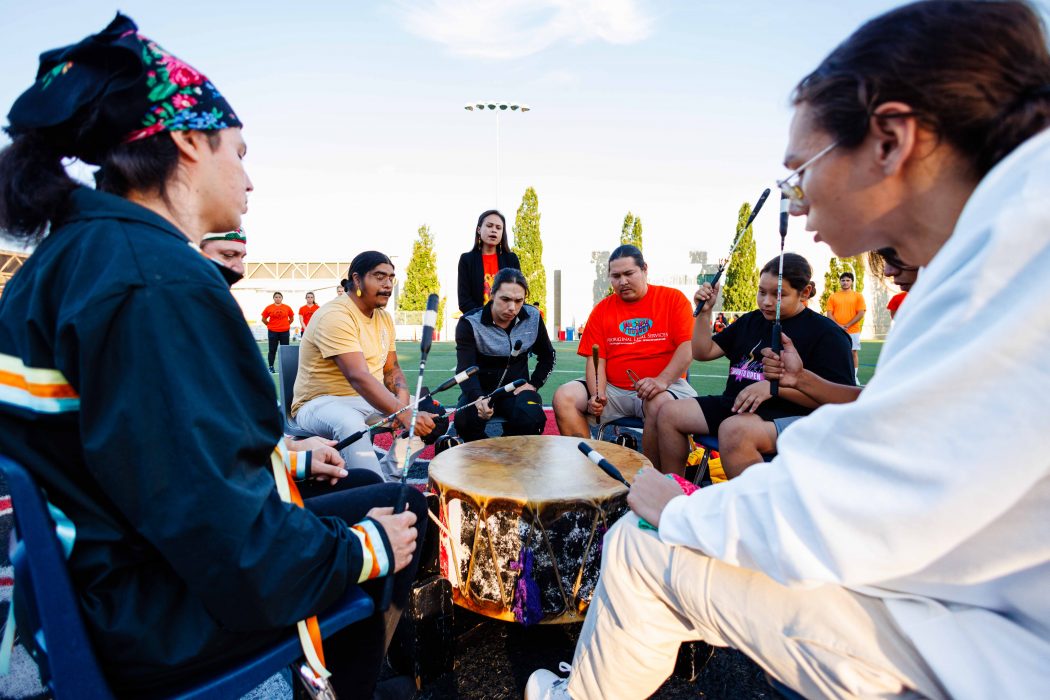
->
xmin=713 ymin=307 xmax=855 ymax=405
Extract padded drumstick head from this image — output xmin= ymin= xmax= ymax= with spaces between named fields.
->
xmin=591 ymin=344 xmax=599 ymax=372
xmin=577 ymin=442 xmax=630 ymax=487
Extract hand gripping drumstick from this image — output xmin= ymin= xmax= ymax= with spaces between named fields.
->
xmin=330 ymin=366 xmax=478 ymax=451
xmin=448 ymin=378 xmax=527 ymax=420
xmin=577 ymin=442 xmax=631 ymax=488
xmin=694 ymin=188 xmax=771 ymax=317
xmin=382 ymin=293 xmax=439 ymax=609
xmin=770 ymin=194 xmax=789 ymax=398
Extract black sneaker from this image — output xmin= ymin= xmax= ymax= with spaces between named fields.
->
xmin=269 ymin=367 xmax=276 ymax=374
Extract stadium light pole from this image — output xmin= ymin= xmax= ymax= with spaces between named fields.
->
xmin=464 ymin=102 xmax=531 ymax=208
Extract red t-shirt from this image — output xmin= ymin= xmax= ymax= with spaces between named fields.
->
xmin=887 ymin=291 xmax=907 ymax=314
xmin=299 ymin=303 xmax=319 ymax=329
xmin=481 ymin=253 xmax=499 ymax=302
xmin=262 ymin=303 xmax=294 ymax=332
xmin=577 ymin=285 xmax=694 ymax=390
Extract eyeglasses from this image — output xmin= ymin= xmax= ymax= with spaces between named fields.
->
xmin=776 ymin=140 xmax=838 ymax=208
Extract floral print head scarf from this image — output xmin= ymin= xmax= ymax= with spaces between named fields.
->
xmin=6 ymin=13 xmax=241 ymax=165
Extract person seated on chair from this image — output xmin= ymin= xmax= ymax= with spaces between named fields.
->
xmin=718 ymin=247 xmax=920 ymax=478
xmin=292 ymin=251 xmax=438 ymax=479
xmin=0 ymin=15 xmax=424 ymax=698
xmin=457 ymin=208 xmax=521 ymax=314
xmin=454 ymin=267 xmax=555 ymax=442
xmin=200 ymin=227 xmax=247 ymax=285
xmin=656 ymin=253 xmax=854 ymax=477
xmin=553 ymin=244 xmax=696 ymax=465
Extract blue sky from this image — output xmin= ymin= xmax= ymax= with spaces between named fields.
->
xmin=3 ymin=1 xmax=1044 ymax=322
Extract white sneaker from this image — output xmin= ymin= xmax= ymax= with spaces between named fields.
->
xmin=524 ymin=662 xmax=572 ymax=699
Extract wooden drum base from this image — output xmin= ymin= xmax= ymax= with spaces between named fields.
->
xmin=428 ymin=435 xmax=650 ymax=624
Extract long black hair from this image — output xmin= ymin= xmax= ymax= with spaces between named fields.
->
xmin=793 ymin=0 xmax=1050 ymax=178
xmin=473 ymin=209 xmax=509 ymax=253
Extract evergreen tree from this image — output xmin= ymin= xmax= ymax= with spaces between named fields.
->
xmin=400 ymin=224 xmax=440 ymax=312
xmin=512 ymin=187 xmax=546 ymax=317
xmin=437 ymin=296 xmax=447 ymax=334
xmin=849 ymin=255 xmax=866 ymax=292
xmin=720 ymin=202 xmax=760 ymax=312
xmin=620 ymin=212 xmax=643 ymax=250
xmin=820 ymin=257 xmax=844 ymax=313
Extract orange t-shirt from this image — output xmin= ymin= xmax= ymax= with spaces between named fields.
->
xmin=577 ymin=285 xmax=694 ymax=390
xmin=262 ymin=303 xmax=294 ymax=332
xmin=299 ymin=303 xmax=319 ymax=329
xmin=481 ymin=253 xmax=499 ymax=303
xmin=827 ymin=289 xmax=866 ymax=333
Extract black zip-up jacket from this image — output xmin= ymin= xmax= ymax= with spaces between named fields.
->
xmin=0 ymin=188 xmax=388 ymax=688
xmin=456 ymin=248 xmax=521 ymax=314
xmin=454 ymin=301 xmax=556 ymax=402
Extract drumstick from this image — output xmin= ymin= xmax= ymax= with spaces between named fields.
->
xmin=590 ymin=344 xmax=600 ymax=399
xmin=330 ymin=366 xmax=477 ymax=451
xmin=694 ymin=188 xmax=771 ymax=317
xmin=383 ymin=293 xmax=438 ymax=609
xmin=770 ymin=194 xmax=788 ymax=398
xmin=448 ymin=379 xmax=527 ymax=419
xmin=577 ymin=442 xmax=630 ymax=488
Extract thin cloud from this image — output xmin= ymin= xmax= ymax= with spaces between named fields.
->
xmin=394 ymin=0 xmax=654 ymax=59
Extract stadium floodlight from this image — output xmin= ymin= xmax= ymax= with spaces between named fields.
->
xmin=464 ymin=101 xmax=533 ymax=208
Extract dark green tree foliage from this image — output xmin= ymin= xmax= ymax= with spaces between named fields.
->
xmin=849 ymin=255 xmax=866 ymax=293
xmin=620 ymin=212 xmax=643 ymax=250
xmin=512 ymin=187 xmax=546 ymax=317
xmin=720 ymin=202 xmax=759 ymax=312
xmin=400 ymin=223 xmax=440 ymax=312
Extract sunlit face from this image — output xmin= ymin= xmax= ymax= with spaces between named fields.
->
xmin=477 ymin=214 xmax=504 ymax=249
xmin=757 ymin=272 xmax=807 ymax=321
xmin=354 ymin=263 xmax=396 ymax=309
xmin=336 ymin=285 xmax=345 ymax=296
xmin=839 ymin=276 xmax=853 ymax=290
xmin=491 ymin=282 xmax=526 ymax=326
xmin=608 ymin=257 xmax=648 ymax=302
xmin=201 ymin=239 xmax=246 ymax=275
xmin=273 ymin=293 xmax=283 ymax=304
xmin=306 ymin=292 xmax=315 ymax=305
xmin=783 ymin=105 xmax=891 ymax=258
xmin=198 ymin=128 xmax=253 ymax=234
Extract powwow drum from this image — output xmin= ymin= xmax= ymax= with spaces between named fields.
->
xmin=428 ymin=435 xmax=650 ymax=624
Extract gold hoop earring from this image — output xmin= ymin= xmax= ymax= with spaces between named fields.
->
xmin=356 ymin=289 xmax=362 ymax=297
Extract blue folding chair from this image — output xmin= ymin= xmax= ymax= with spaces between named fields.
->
xmin=0 ymin=455 xmax=374 ymax=699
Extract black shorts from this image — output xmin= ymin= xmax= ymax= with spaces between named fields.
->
xmin=695 ymin=394 xmax=808 ymax=435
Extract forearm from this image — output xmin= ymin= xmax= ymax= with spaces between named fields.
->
xmin=845 ymin=311 xmax=864 ymax=328
xmin=775 ymin=386 xmax=820 ymax=409
xmin=691 ymin=312 xmax=719 ymax=360
xmin=795 ymin=370 xmax=863 ymax=404
xmin=656 ymin=342 xmax=692 ymax=385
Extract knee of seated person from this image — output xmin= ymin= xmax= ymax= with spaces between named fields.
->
xmin=552 ymin=384 xmax=581 ymax=413
xmin=602 ymin=514 xmax=648 ymax=565
xmin=718 ymin=415 xmax=763 ymax=450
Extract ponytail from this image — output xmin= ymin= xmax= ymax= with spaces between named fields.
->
xmin=0 ymin=132 xmax=77 ymax=242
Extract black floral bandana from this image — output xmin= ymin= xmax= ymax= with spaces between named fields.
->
xmin=6 ymin=13 xmax=241 ymax=164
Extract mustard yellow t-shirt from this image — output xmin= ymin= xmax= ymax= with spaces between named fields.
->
xmin=291 ymin=296 xmax=396 ymax=415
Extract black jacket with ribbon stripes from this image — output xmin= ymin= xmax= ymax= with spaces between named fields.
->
xmin=0 ymin=188 xmax=385 ymax=688
xmin=454 ymin=301 xmax=556 ymax=403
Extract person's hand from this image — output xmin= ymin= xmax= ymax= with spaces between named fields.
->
xmin=366 ymin=506 xmax=418 ymax=573
xmin=627 ymin=467 xmax=684 ymax=529
xmin=398 ymin=410 xmax=437 ymax=437
xmin=285 ymin=435 xmax=339 ymax=453
xmin=635 ymin=376 xmax=668 ymax=401
xmin=308 ymin=446 xmax=349 ymax=485
xmin=476 ymin=397 xmax=494 ymax=420
xmin=732 ymin=380 xmax=772 ymax=413
xmin=513 ymin=382 xmax=536 ymax=395
xmin=761 ymin=333 xmax=803 ymax=389
xmin=693 ymin=282 xmax=720 ymax=315
xmin=587 ymin=393 xmax=607 ymax=418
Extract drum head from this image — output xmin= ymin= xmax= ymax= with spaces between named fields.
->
xmin=429 ymin=435 xmax=650 ymax=504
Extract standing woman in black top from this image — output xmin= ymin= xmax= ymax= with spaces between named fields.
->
xmin=457 ymin=208 xmax=521 ymax=313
